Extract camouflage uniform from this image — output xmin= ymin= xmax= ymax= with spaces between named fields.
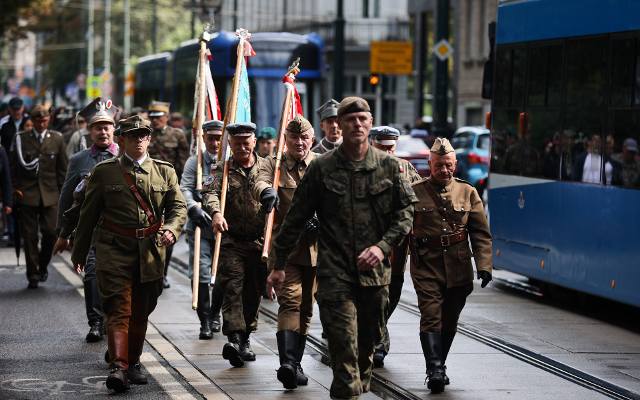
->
xmin=273 ymin=144 xmax=417 ymax=399
xmin=147 ymin=125 xmax=189 ymax=179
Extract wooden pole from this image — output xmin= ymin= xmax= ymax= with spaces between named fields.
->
xmin=210 ymin=30 xmax=248 ymax=284
xmin=260 ymin=59 xmax=300 ymax=262
xmin=191 ymin=28 xmax=211 ymax=310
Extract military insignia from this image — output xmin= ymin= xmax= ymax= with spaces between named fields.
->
xmin=399 ymin=165 xmax=405 ymax=173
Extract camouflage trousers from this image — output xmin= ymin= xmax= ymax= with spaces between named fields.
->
xmin=316 ymin=277 xmax=388 ymax=399
xmin=218 ymin=239 xmax=267 ymax=336
xmin=275 ymin=263 xmax=317 ymax=334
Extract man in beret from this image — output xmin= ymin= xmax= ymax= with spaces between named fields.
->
xmin=54 ymin=98 xmax=120 ymax=342
xmin=409 ymin=137 xmax=492 ymax=393
xmin=0 ymin=97 xmax=28 ymax=150
xmin=312 ymin=99 xmax=342 ymax=154
xmin=146 ymin=101 xmax=189 ymax=289
xmin=202 ymin=122 xmax=273 ymax=368
xmin=180 ymin=119 xmax=225 ymax=340
xmin=10 ymin=104 xmax=68 ymax=289
xmin=71 ymin=115 xmax=187 ymax=393
xmin=256 ymin=126 xmax=277 ymax=158
xmin=273 ymin=97 xmax=417 ymax=399
xmin=254 ymin=115 xmax=318 ymax=390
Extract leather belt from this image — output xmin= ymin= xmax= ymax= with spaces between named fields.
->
xmin=102 ymin=219 xmax=162 ymax=239
xmin=413 ymin=229 xmax=468 ymax=249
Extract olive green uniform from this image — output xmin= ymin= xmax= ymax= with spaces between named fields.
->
xmin=273 ymin=146 xmax=417 ymax=399
xmin=71 ymin=155 xmax=187 ymax=370
xmin=202 ymin=152 xmax=270 ymax=336
xmin=11 ymin=128 xmax=68 ymax=283
xmin=410 ymin=176 xmax=492 ymax=355
xmin=253 ymin=150 xmax=319 ymax=334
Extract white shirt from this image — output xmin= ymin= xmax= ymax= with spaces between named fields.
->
xmin=582 ymin=153 xmax=613 ymax=184
xmin=34 ymin=129 xmax=47 ymax=143
xmin=124 ymin=152 xmax=148 ymax=168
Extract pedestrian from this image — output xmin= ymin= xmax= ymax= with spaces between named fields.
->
xmin=180 ymin=119 xmax=224 ymax=340
xmin=368 ymin=126 xmax=421 ymax=368
xmin=65 ymin=115 xmax=90 ymax=157
xmin=147 ymin=100 xmax=189 ymax=289
xmin=272 ymin=97 xmax=417 ymax=399
xmin=409 ymin=137 xmax=492 ymax=393
xmin=202 ymin=122 xmax=273 ymax=368
xmin=54 ymin=98 xmax=120 ymax=342
xmin=256 ymin=126 xmax=277 ymax=158
xmin=71 ymin=115 xmax=187 ymax=393
xmin=0 ymin=97 xmax=28 ymax=150
xmin=311 ymin=99 xmax=342 ymax=154
xmin=255 ymin=115 xmax=318 ymax=390
xmin=11 ymin=104 xmax=68 ymax=289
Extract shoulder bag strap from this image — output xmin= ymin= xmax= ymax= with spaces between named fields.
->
xmin=119 ymin=161 xmax=157 ymax=225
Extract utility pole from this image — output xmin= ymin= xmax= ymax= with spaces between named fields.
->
xmin=190 ymin=0 xmax=196 ymax=38
xmin=87 ymin=0 xmax=95 ymax=99
xmin=433 ymin=0 xmax=449 ymax=137
xmin=333 ymin=0 xmax=345 ymax=100
xmin=124 ymin=0 xmax=132 ymax=110
xmin=233 ymin=0 xmax=238 ymax=31
xmin=151 ymin=0 xmax=158 ymax=53
xmin=414 ymin=10 xmax=427 ymax=122
xmin=104 ymin=0 xmax=111 ymax=73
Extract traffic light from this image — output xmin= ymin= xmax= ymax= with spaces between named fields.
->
xmin=369 ymin=73 xmax=380 ymax=87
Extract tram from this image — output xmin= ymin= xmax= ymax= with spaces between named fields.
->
xmin=486 ymin=0 xmax=640 ymax=307
xmin=135 ymin=31 xmax=324 ymax=130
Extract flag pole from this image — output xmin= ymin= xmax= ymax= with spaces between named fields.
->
xmin=191 ymin=26 xmax=212 ymax=310
xmin=261 ymin=58 xmax=300 ymax=262
xmin=210 ymin=29 xmax=250 ymax=284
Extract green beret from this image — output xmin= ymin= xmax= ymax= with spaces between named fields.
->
xmin=119 ymin=115 xmax=152 ymax=136
xmin=337 ymin=96 xmax=371 ymax=118
xmin=286 ymin=115 xmax=313 ymax=134
xmin=226 ymin=122 xmax=256 ymax=137
xmin=431 ymin=137 xmax=455 ymax=155
xmin=257 ymin=126 xmax=277 ymax=140
xmin=316 ymin=99 xmax=339 ymax=121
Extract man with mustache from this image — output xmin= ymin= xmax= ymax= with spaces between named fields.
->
xmin=54 ymin=98 xmax=120 ymax=343
xmin=409 ymin=137 xmax=492 ymax=394
xmin=312 ymin=99 xmax=342 ymax=154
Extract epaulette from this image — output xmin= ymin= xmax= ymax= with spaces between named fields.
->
xmin=454 ymin=177 xmax=473 ymax=186
xmin=95 ymin=158 xmax=118 ymax=167
xmin=412 ymin=177 xmax=429 ymax=187
xmin=48 ymin=130 xmax=63 ymax=138
xmin=152 ymin=158 xmax=175 ymax=168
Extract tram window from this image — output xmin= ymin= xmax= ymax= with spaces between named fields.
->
xmin=511 ymin=48 xmax=527 ymax=108
xmin=566 ymin=38 xmax=607 ymax=107
xmin=528 ymin=46 xmax=547 ymax=106
xmin=494 ymin=47 xmax=511 ymax=107
xmin=609 ymin=110 xmax=640 ymax=189
xmin=636 ymin=39 xmax=640 ymax=106
xmin=490 ymin=108 xmax=519 ymax=173
xmin=611 ymin=38 xmax=635 ymax=107
xmin=547 ymin=45 xmax=562 ymax=106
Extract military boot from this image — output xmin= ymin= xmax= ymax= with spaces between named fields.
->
xmin=209 ymin=314 xmax=221 ymax=333
xmin=420 ymin=332 xmax=445 ymax=394
xmin=222 ymin=332 xmax=244 ymax=367
xmin=127 ymin=323 xmax=148 ymax=385
xmin=127 ymin=362 xmax=148 ymax=385
xmin=196 ymin=283 xmax=213 ymax=340
xmin=84 ymin=278 xmax=104 ymax=342
xmin=86 ymin=321 xmax=104 ymax=343
xmin=295 ymin=333 xmax=309 ymax=386
xmin=210 ymin=282 xmax=223 ymax=333
xmin=276 ymin=330 xmax=298 ymax=389
xmin=239 ymin=332 xmax=256 ymax=361
xmin=373 ymin=347 xmax=386 ymax=368
xmin=441 ymin=330 xmax=456 ymax=385
xmin=106 ymin=331 xmax=130 ymax=393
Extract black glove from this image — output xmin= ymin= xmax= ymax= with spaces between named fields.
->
xmin=192 ymin=189 xmax=203 ymax=203
xmin=304 ymin=216 xmax=319 ymax=234
xmin=260 ymin=187 xmax=279 ymax=213
xmin=188 ymin=206 xmax=212 ymax=230
xmin=477 ymin=270 xmax=492 ymax=288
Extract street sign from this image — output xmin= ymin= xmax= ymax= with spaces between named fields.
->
xmin=87 ymin=75 xmax=102 ymax=99
xmin=433 ymin=39 xmax=453 ymax=61
xmin=370 ymin=41 xmax=413 ymax=75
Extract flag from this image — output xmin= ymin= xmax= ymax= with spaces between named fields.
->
xmin=205 ymin=51 xmax=222 ymax=121
xmin=235 ymin=56 xmax=251 ymax=123
xmin=282 ymin=73 xmax=302 ymax=121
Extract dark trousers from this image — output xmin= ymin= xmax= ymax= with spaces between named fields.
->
xmin=83 ymin=246 xmax=103 ymax=325
xmin=19 ymin=204 xmax=56 ymax=282
xmin=376 ymin=272 xmax=404 ymax=354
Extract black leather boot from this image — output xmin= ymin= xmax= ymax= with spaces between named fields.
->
xmin=276 ymin=330 xmax=298 ymax=389
xmin=441 ymin=330 xmax=455 ymax=385
xmin=295 ymin=333 xmax=309 ymax=386
xmin=84 ymin=279 xmax=104 ymax=342
xmin=373 ymin=347 xmax=386 ymax=368
xmin=239 ymin=331 xmax=256 ymax=361
xmin=86 ymin=321 xmax=104 ymax=343
xmin=210 ymin=281 xmax=223 ymax=333
xmin=420 ymin=332 xmax=445 ymax=393
xmin=196 ymin=283 xmax=213 ymax=340
xmin=127 ymin=362 xmax=148 ymax=385
xmin=210 ymin=314 xmax=221 ymax=333
xmin=222 ymin=332 xmax=244 ymax=367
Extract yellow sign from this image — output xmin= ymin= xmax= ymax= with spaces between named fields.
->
xmin=87 ymin=75 xmax=102 ymax=99
xmin=433 ymin=39 xmax=452 ymax=61
xmin=370 ymin=41 xmax=413 ymax=75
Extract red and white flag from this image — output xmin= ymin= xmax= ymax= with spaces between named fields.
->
xmin=282 ymin=72 xmax=302 ymax=122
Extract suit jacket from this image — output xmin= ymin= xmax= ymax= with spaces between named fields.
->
xmin=572 ymin=152 xmax=622 ymax=185
xmin=11 ymin=129 xmax=68 ymax=208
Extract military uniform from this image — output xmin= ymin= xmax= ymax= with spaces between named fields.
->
xmin=66 ymin=127 xmax=93 ymax=157
xmin=256 ymin=126 xmax=276 ymax=158
xmin=202 ymin=122 xmax=269 ymax=368
xmin=409 ymin=137 xmax=492 ymax=393
xmin=253 ymin=116 xmax=318 ymax=389
xmin=11 ymin=105 xmax=68 ymax=287
xmin=311 ymin=99 xmax=342 ymax=154
xmin=71 ymin=115 xmax=187 ymax=393
xmin=273 ymin=97 xmax=417 ymax=400
xmin=180 ymin=119 xmax=224 ymax=339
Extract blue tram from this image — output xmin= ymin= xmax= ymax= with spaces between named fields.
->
xmin=135 ymin=31 xmax=324 ymax=130
xmin=487 ymin=0 xmax=640 ymax=307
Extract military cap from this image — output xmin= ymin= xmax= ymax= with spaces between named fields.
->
xmin=77 ymin=97 xmax=119 ymax=127
xmin=430 ymin=137 xmax=455 ymax=156
xmin=370 ymin=126 xmax=400 ymax=145
xmin=316 ymin=99 xmax=339 ymax=121
xmin=337 ymin=96 xmax=371 ymax=118
xmin=148 ymin=101 xmax=170 ymax=117
xmin=257 ymin=126 xmax=277 ymax=140
xmin=9 ymin=97 xmax=23 ymax=110
xmin=30 ymin=105 xmax=50 ymax=119
xmin=118 ymin=115 xmax=152 ymax=136
xmin=226 ymin=122 xmax=256 ymax=137
xmin=286 ymin=115 xmax=313 ymax=135
xmin=170 ymin=112 xmax=184 ymax=121
xmin=202 ymin=119 xmax=224 ymax=134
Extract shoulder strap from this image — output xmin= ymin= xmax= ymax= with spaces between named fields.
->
xmin=119 ymin=161 xmax=157 ymax=224
xmin=423 ymin=180 xmax=456 ymax=231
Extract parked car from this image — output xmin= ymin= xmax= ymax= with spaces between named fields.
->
xmin=396 ymin=135 xmax=430 ymax=177
xmin=451 ymin=127 xmax=490 ymax=195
